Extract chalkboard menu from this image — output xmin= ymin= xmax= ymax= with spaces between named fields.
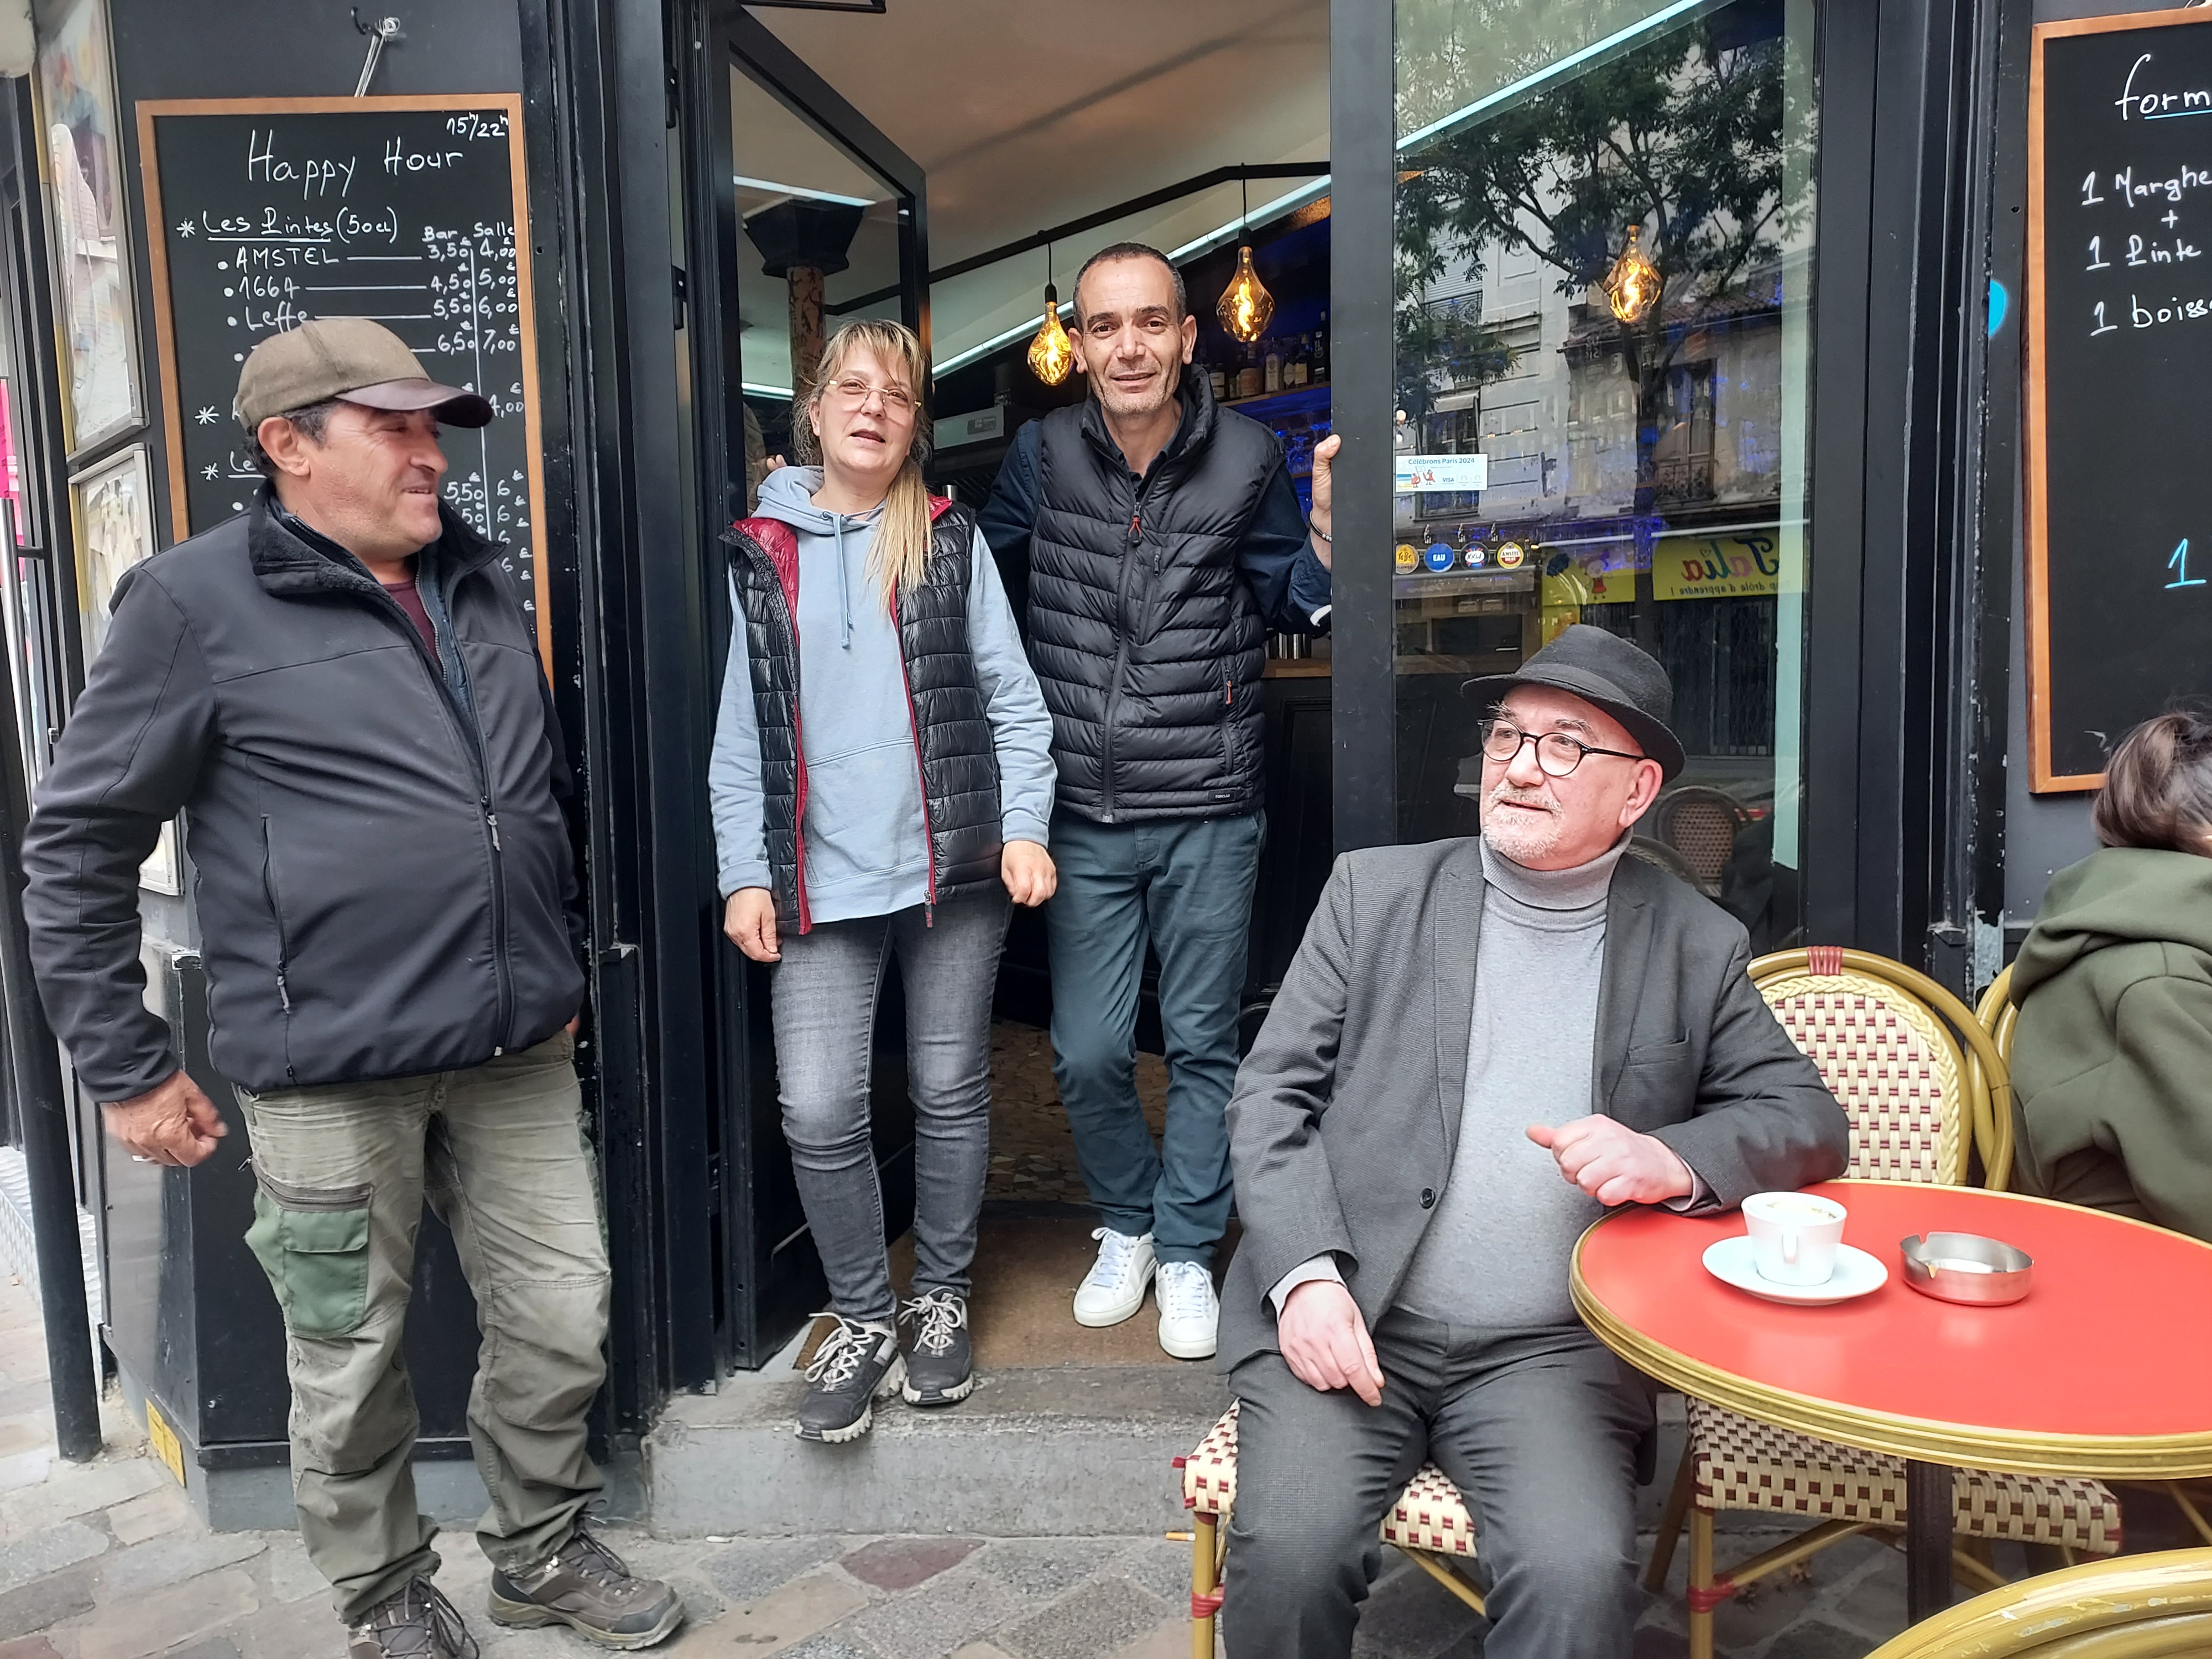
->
xmin=135 ymin=96 xmax=547 ymax=664
xmin=2028 ymin=12 xmax=2212 ymax=791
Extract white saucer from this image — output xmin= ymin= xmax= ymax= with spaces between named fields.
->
xmin=1702 ymin=1235 xmax=1888 ymax=1306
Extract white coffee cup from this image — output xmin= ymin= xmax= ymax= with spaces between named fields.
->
xmin=1741 ymin=1191 xmax=1848 ymax=1286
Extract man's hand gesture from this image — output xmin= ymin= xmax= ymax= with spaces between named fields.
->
xmin=1307 ymin=434 xmax=1339 ymax=569
xmin=1277 ymin=1277 xmax=1383 ymax=1405
xmin=1527 ymin=1115 xmax=1694 ymax=1207
xmin=103 ymin=1070 xmax=227 ymax=1167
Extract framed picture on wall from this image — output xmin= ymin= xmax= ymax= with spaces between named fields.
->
xmin=38 ymin=0 xmax=144 ymax=459
xmin=67 ymin=443 xmax=176 ymax=893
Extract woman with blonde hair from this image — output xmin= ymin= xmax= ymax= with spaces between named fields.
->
xmin=2008 ymin=709 xmax=2212 ymax=1239
xmin=711 ymin=320 xmax=1057 ymax=1441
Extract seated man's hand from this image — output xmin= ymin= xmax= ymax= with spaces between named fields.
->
xmin=1527 ymin=1115 xmax=1694 ymax=1207
xmin=1278 ymin=1278 xmax=1383 ymax=1406
xmin=102 ymin=1070 xmax=226 ymax=1168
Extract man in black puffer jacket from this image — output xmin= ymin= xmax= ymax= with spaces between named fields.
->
xmin=21 ymin=320 xmax=681 ymax=1658
xmin=979 ymin=242 xmax=1335 ymax=1361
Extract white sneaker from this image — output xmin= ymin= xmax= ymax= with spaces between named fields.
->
xmin=1073 ymin=1228 xmax=1156 ymax=1327
xmin=1156 ymin=1260 xmax=1219 ymax=1360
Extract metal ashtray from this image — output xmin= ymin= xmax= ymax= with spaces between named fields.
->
xmin=1900 ymin=1233 xmax=2034 ymax=1305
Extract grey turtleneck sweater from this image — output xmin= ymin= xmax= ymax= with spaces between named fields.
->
xmin=1392 ymin=836 xmax=1624 ymax=1328
xmin=1270 ymin=835 xmax=1653 ymax=1332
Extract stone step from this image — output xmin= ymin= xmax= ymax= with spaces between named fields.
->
xmin=641 ymin=1354 xmax=1767 ymax=1543
xmin=647 ymin=1360 xmax=1235 ymax=1537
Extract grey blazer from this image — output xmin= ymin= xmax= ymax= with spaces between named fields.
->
xmin=1218 ymin=837 xmax=1850 ymax=1374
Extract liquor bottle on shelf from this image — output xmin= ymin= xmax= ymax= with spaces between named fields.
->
xmin=1313 ymin=313 xmax=1329 ymax=383
xmin=1237 ymin=345 xmax=1262 ymax=400
xmin=1264 ymin=341 xmax=1282 ymax=394
xmin=1291 ymin=333 xmax=1312 ymax=387
xmin=1208 ymin=362 xmax=1228 ymax=401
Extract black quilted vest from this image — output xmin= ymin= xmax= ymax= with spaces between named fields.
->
xmin=727 ymin=498 xmax=1003 ymax=931
xmin=1027 ymin=376 xmax=1277 ymax=822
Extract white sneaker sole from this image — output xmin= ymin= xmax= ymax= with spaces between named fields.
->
xmin=1157 ymin=1320 xmax=1217 ymax=1360
xmin=1072 ymin=1266 xmax=1155 ymax=1328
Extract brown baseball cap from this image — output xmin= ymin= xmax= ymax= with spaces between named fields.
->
xmin=233 ymin=316 xmax=493 ymax=430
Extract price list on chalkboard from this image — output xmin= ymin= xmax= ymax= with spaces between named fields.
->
xmin=137 ymin=96 xmax=547 ymax=658
xmin=2029 ymin=14 xmax=2212 ymax=790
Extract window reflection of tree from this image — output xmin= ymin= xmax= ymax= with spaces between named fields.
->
xmin=1398 ymin=13 xmax=1802 ymax=512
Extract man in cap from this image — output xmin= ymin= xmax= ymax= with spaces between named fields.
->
xmin=22 ymin=318 xmax=682 ymax=1656
xmin=1214 ymin=625 xmax=1849 ymax=1658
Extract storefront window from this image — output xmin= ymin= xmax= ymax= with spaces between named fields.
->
xmin=1392 ymin=0 xmax=1818 ymax=950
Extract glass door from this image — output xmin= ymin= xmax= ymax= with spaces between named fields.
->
xmin=696 ymin=8 xmax=930 ymax=1365
xmin=1387 ymin=0 xmax=1820 ymax=951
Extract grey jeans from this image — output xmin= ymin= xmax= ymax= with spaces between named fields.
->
xmin=1224 ymin=1312 xmax=1656 ymax=1659
xmin=769 ymin=892 xmax=1011 ymax=1324
xmin=237 ymin=1033 xmax=609 ymax=1623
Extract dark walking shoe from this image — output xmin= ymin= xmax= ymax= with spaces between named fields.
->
xmin=899 ymin=1288 xmax=975 ymax=1406
xmin=347 ymin=1578 xmax=479 ymax=1658
xmin=795 ymin=1313 xmax=905 ymax=1442
xmin=488 ymin=1527 xmax=684 ymax=1650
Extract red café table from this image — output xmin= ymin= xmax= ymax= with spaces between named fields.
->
xmin=1569 ymin=1180 xmax=2212 ymax=1624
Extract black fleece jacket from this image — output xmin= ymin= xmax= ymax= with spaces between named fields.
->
xmin=22 ymin=487 xmax=585 ymax=1099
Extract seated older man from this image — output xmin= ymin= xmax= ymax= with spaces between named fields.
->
xmin=1217 ymin=625 xmax=1850 ymax=1659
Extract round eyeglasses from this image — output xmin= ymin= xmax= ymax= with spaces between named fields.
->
xmin=1480 ymin=719 xmax=1646 ymax=778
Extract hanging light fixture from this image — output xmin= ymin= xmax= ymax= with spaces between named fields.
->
xmin=1026 ymin=240 xmax=1074 ymax=386
xmin=1215 ymin=175 xmax=1275 ymax=343
xmin=1603 ymin=225 xmax=1661 ymax=325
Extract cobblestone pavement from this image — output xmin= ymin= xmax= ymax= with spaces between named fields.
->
xmin=0 ymin=1265 xmax=2098 ymax=1659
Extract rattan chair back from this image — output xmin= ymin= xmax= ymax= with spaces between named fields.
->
xmin=1749 ymin=948 xmax=2012 ymax=1188
xmin=1969 ymin=963 xmax=2017 ymax=1190
xmin=1862 ymin=1548 xmax=2212 ymax=1657
xmin=1653 ymin=786 xmax=1745 ymax=894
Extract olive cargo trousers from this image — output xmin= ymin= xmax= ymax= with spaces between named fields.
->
xmin=238 ymin=1033 xmax=610 ymax=1622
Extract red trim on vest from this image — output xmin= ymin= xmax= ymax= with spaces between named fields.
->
xmin=731 ymin=516 xmax=812 ymax=932
xmin=728 ymin=498 xmax=961 ymax=931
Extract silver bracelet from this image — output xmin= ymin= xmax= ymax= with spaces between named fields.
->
xmin=1309 ymin=520 xmax=1331 ymax=543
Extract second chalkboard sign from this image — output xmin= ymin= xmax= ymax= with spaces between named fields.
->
xmin=136 ymin=95 xmax=547 ymax=664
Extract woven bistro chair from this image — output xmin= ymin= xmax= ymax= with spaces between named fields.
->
xmin=1970 ymin=964 xmax=2017 ymax=1192
xmin=1652 ymin=785 xmax=1748 ymax=896
xmin=1991 ymin=961 xmax=2212 ymax=1550
xmin=1175 ymin=1402 xmax=1483 ymax=1657
xmin=1861 ymin=1548 xmax=2212 ymax=1658
xmin=1644 ymin=947 xmax=2120 ymax=1659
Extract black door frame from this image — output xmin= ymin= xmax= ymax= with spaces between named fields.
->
xmin=689 ymin=3 xmax=933 ymax=1369
xmin=1329 ymin=0 xmax=2003 ymax=974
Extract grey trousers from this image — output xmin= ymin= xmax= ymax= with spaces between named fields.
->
xmin=769 ymin=892 xmax=1011 ymax=1324
xmin=237 ymin=1034 xmax=609 ymax=1623
xmin=1224 ymin=1310 xmax=1655 ymax=1659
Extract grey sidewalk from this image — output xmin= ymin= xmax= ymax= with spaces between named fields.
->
xmin=0 ymin=1265 xmax=1939 ymax=1658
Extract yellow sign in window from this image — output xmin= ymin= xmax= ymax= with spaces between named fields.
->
xmin=145 ymin=1399 xmax=185 ymax=1487
xmin=1652 ymin=533 xmax=1783 ymax=602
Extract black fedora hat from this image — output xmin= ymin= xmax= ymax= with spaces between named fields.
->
xmin=1460 ymin=624 xmax=1686 ymax=780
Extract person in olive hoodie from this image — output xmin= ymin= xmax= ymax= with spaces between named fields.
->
xmin=2008 ymin=710 xmax=2212 ymax=1241
xmin=20 ymin=320 xmax=679 ymax=1658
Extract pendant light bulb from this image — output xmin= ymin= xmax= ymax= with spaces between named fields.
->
xmin=1217 ymin=245 xmax=1274 ymax=343
xmin=1027 ymin=281 xmax=1073 ymax=385
xmin=1603 ymin=225 xmax=1660 ymax=325
xmin=1215 ymin=176 xmax=1273 ymax=343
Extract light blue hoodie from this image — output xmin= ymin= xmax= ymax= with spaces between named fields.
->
xmin=709 ymin=466 xmax=1057 ymax=925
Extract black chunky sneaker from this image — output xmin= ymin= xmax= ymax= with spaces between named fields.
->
xmin=796 ymin=1314 xmax=906 ymax=1442
xmin=488 ymin=1527 xmax=684 ymax=1650
xmin=347 ymin=1578 xmax=479 ymax=1659
xmin=899 ymin=1288 xmax=975 ymax=1406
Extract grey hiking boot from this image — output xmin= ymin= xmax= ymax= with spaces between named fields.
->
xmin=796 ymin=1313 xmax=905 ymax=1442
xmin=347 ymin=1578 xmax=479 ymax=1659
xmin=488 ymin=1528 xmax=683 ymax=1650
xmin=899 ymin=1288 xmax=975 ymax=1406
